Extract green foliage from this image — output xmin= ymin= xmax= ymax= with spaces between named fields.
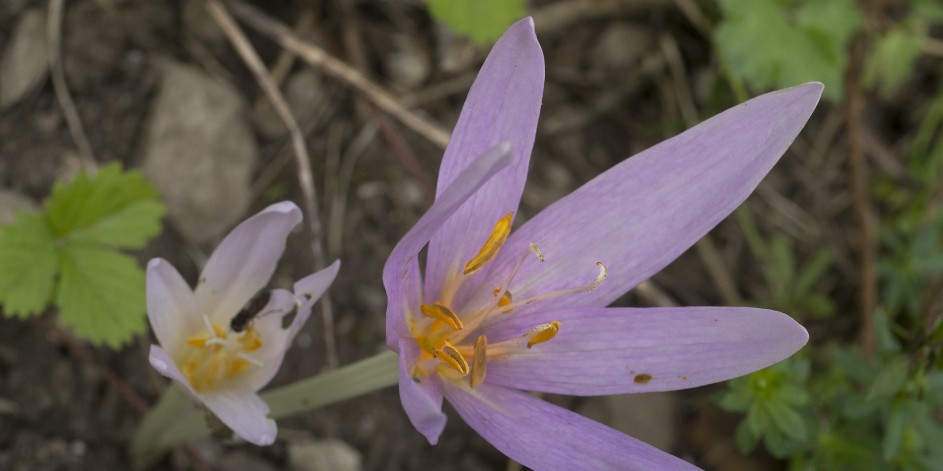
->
xmin=863 ymin=24 xmax=925 ymax=96
xmin=0 ymin=163 xmax=165 ymax=348
xmin=714 ymin=0 xmax=861 ymax=101
xmin=427 ymin=0 xmax=527 ymax=44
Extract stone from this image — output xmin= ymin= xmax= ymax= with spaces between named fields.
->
xmin=288 ymin=438 xmax=362 ymax=471
xmin=0 ymin=9 xmax=48 ymax=108
xmin=140 ymin=62 xmax=256 ymax=244
xmin=579 ymin=392 xmax=679 ymax=452
xmin=0 ymin=190 xmax=39 ymax=225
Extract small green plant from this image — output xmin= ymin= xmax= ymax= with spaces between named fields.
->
xmin=427 ymin=0 xmax=526 ymax=43
xmin=714 ymin=0 xmax=862 ymax=101
xmin=0 ymin=163 xmax=165 ymax=347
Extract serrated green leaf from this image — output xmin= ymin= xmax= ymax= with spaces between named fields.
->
xmin=0 ymin=212 xmax=58 ymax=317
xmin=714 ymin=0 xmax=862 ymax=101
xmin=45 ymin=162 xmax=164 ymax=249
xmin=56 ymin=244 xmax=146 ymax=347
xmin=428 ymin=0 xmax=526 ymax=44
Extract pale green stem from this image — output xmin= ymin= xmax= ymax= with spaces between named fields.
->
xmin=131 ymin=350 xmax=399 ymax=468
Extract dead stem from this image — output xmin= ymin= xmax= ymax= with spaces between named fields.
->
xmin=846 ymin=32 xmax=876 ymax=361
xmin=47 ymin=0 xmax=97 ymax=172
xmin=224 ymin=0 xmax=451 ymax=149
xmin=206 ymin=0 xmax=338 ymax=368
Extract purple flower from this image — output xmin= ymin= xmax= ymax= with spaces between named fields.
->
xmin=146 ymin=201 xmax=338 ymax=445
xmin=383 ymin=18 xmax=820 ymax=470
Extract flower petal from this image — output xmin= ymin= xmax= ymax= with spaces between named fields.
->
xmin=384 ymin=143 xmax=513 ymax=349
xmin=444 ymin=381 xmax=698 ymax=470
xmin=398 ymin=338 xmax=447 ymax=444
xmin=490 ymin=83 xmax=823 ymax=311
xmin=195 ymin=201 xmax=302 ymax=324
xmin=200 ymin=389 xmax=277 ymax=446
xmin=425 ymin=17 xmax=544 ymax=296
xmin=146 ymin=259 xmax=198 ymax=354
xmin=149 ymin=344 xmax=198 ymax=398
xmin=483 ymin=307 xmax=808 ymax=395
xmin=290 ymin=259 xmax=340 ymax=340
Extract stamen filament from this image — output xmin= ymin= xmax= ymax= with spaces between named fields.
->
xmin=497 ymin=262 xmax=608 ymax=313
xmin=462 ymin=213 xmax=513 ymax=275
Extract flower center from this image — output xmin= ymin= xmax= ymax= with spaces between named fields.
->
xmin=409 ymin=212 xmax=607 ymax=388
xmin=179 ymin=315 xmax=264 ymax=391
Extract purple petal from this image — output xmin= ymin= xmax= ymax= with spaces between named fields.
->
xmin=195 ymin=201 xmax=302 ymax=324
xmin=483 ymin=307 xmax=808 ymax=395
xmin=384 ymin=143 xmax=513 ymax=350
xmin=200 ymin=389 xmax=277 ymax=446
xmin=146 ymin=259 xmax=198 ymax=354
xmin=425 ymin=17 xmax=544 ymax=298
xmin=398 ymin=338 xmax=447 ymax=444
xmin=149 ymin=344 xmax=199 ymax=399
xmin=488 ymin=83 xmax=823 ymax=311
xmin=444 ymin=381 xmax=698 ymax=470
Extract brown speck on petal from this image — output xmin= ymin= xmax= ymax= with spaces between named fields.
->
xmin=633 ymin=373 xmax=652 ymax=384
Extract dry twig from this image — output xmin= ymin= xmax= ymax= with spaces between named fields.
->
xmin=224 ymin=0 xmax=451 ymax=149
xmin=206 ymin=0 xmax=338 ymax=368
xmin=47 ymin=0 xmax=97 ymax=172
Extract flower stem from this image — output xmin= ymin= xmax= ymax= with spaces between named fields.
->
xmin=130 ymin=350 xmax=399 ymax=468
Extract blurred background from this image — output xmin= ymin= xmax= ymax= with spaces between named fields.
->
xmin=1 ymin=0 xmax=941 ymax=469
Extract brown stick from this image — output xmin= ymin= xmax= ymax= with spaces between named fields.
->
xmin=224 ymin=0 xmax=451 ymax=149
xmin=206 ymin=0 xmax=339 ymax=368
xmin=846 ymin=32 xmax=876 ymax=360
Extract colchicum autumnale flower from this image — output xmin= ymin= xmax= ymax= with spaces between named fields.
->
xmin=147 ymin=201 xmax=338 ymax=445
xmin=383 ymin=18 xmax=821 ymax=470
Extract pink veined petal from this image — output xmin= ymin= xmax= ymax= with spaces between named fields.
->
xmin=146 ymin=258 xmax=199 ymax=355
xmin=149 ymin=344 xmax=199 ymax=399
xmin=195 ymin=201 xmax=302 ymax=325
xmin=444 ymin=381 xmax=699 ymax=471
xmin=398 ymin=338 xmax=447 ymax=444
xmin=384 ymin=143 xmax=513 ymax=350
xmin=290 ymin=260 xmax=341 ymax=340
xmin=425 ymin=17 xmax=544 ymax=299
xmin=482 ymin=306 xmax=808 ymax=395
xmin=487 ymin=83 xmax=823 ymax=313
xmin=200 ymin=389 xmax=277 ymax=446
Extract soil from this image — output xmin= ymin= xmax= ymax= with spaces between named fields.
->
xmin=0 ymin=1 xmax=864 ymax=470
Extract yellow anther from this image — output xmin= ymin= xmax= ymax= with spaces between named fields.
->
xmin=469 ymin=335 xmax=487 ymax=388
xmin=187 ymin=333 xmax=210 ymax=347
xmin=492 ymin=287 xmax=513 ymax=309
xmin=239 ymin=328 xmax=263 ymax=352
xmin=227 ymin=358 xmax=251 ymax=376
xmin=463 ymin=213 xmax=513 ymax=275
xmin=420 ymin=302 xmax=464 ymax=330
xmin=526 ymin=321 xmax=561 ymax=349
xmin=436 ymin=339 xmax=469 ymax=376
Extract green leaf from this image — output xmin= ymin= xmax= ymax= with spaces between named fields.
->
xmin=766 ymin=398 xmax=808 ymax=441
xmin=0 ymin=212 xmax=58 ymax=317
xmin=866 ymin=355 xmax=908 ymax=400
xmin=735 ymin=421 xmax=760 ymax=453
xmin=45 ymin=162 xmax=165 ymax=249
xmin=714 ymin=0 xmax=862 ymax=101
xmin=427 ymin=0 xmax=526 ymax=44
xmin=56 ymin=244 xmax=146 ymax=348
xmin=864 ymin=25 xmax=925 ymax=96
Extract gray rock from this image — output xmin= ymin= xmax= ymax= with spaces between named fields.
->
xmin=252 ymin=69 xmax=324 ymax=139
xmin=0 ymin=190 xmax=39 ymax=225
xmin=385 ymin=38 xmax=430 ymax=91
xmin=140 ymin=62 xmax=256 ymax=244
xmin=288 ymin=438 xmax=362 ymax=471
xmin=579 ymin=392 xmax=679 ymax=452
xmin=592 ymin=23 xmax=652 ymax=72
xmin=0 ymin=9 xmax=48 ymax=108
